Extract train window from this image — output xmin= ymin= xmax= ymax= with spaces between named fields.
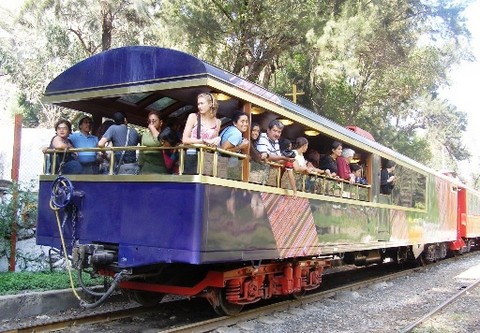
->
xmin=467 ymin=193 xmax=480 ymax=215
xmin=118 ymin=92 xmax=151 ymax=105
xmin=391 ymin=164 xmax=426 ymax=209
xmin=147 ymin=97 xmax=177 ymax=112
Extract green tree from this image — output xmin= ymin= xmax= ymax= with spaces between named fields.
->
xmin=161 ymin=0 xmax=326 ymax=85
xmin=305 ymin=0 xmax=471 ymax=163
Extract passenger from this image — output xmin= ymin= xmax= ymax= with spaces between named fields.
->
xmin=158 ymin=124 xmax=181 ymax=174
xmin=69 ymin=116 xmax=99 ymax=174
xmin=256 ymin=119 xmax=292 ymax=163
xmin=249 ymin=122 xmax=263 ymax=163
xmin=337 ymin=148 xmax=355 ymax=183
xmin=292 ymin=137 xmax=325 ymax=175
xmin=219 ymin=111 xmax=250 ymax=153
xmin=96 ymin=120 xmax=114 ymax=174
xmin=249 ymin=123 xmax=267 ymax=183
xmin=380 ymin=160 xmax=396 ymax=194
xmin=182 ymin=93 xmax=222 ymax=174
xmin=138 ymin=111 xmax=168 ymax=174
xmin=280 ymin=138 xmax=297 ymax=195
xmin=98 ymin=111 xmax=140 ymax=175
xmin=319 ymin=141 xmax=343 ymax=177
xmin=49 ymin=119 xmax=82 ymax=174
xmin=350 ymin=164 xmax=368 ymax=185
xmin=305 ymin=149 xmax=321 ymax=169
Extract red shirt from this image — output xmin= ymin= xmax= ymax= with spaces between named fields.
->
xmin=337 ymin=156 xmax=351 ymax=180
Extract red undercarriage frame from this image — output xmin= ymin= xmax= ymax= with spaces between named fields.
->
xmin=119 ymin=259 xmax=330 ymax=304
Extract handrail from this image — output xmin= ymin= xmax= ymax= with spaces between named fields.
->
xmin=42 ymin=146 xmax=371 ymax=201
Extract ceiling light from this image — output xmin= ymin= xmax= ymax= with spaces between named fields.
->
xmin=304 ymin=129 xmax=320 ymax=136
xmin=251 ymin=106 xmax=265 ymax=114
xmin=279 ymin=118 xmax=294 ymax=126
xmin=212 ymin=92 xmax=231 ymax=101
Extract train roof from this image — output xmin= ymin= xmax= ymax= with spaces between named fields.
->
xmin=43 ymin=46 xmax=450 ymax=178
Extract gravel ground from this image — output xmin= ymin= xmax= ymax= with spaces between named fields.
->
xmin=2 ymin=252 xmax=479 ymax=333
xmin=214 ymin=252 xmax=480 ymax=333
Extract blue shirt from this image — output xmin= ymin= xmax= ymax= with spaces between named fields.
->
xmin=69 ymin=131 xmax=99 ymax=164
xmin=220 ymin=126 xmax=243 ymax=150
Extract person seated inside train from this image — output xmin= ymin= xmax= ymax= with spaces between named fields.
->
xmin=98 ymin=111 xmax=140 ymax=175
xmin=69 ymin=115 xmax=99 ymax=174
xmin=380 ymin=160 xmax=396 ymax=194
xmin=337 ymin=148 xmax=355 ymax=183
xmin=48 ymin=119 xmax=82 ymax=174
xmin=256 ymin=119 xmax=293 ymax=164
xmin=350 ymin=163 xmax=368 ymax=185
xmin=318 ymin=141 xmax=343 ymax=177
xmin=138 ymin=110 xmax=168 ymax=174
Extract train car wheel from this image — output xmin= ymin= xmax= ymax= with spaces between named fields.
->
xmin=212 ymin=288 xmax=243 ymax=316
xmin=130 ymin=290 xmax=165 ymax=307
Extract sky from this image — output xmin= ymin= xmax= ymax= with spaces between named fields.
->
xmin=440 ymin=0 xmax=480 ymax=179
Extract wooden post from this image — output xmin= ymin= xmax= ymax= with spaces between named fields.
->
xmin=9 ymin=114 xmax=23 ymax=272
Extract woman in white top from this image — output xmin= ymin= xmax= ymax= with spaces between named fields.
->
xmin=292 ymin=137 xmax=325 ymax=175
xmin=182 ymin=93 xmax=221 ymax=145
xmin=182 ymin=93 xmax=222 ymax=174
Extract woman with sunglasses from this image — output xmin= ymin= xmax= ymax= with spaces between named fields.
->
xmin=48 ymin=119 xmax=82 ymax=174
xmin=138 ymin=110 xmax=167 ymax=174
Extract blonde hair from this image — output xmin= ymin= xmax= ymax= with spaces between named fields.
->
xmin=198 ymin=92 xmax=218 ymax=117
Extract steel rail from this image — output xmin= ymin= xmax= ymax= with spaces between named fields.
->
xmin=398 ymin=278 xmax=480 ymax=333
xmin=157 ymin=266 xmax=426 ymax=333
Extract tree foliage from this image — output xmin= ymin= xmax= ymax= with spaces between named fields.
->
xmin=0 ymin=0 xmax=475 ymax=174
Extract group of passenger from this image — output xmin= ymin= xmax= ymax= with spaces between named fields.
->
xmin=47 ymin=92 xmax=372 ymax=193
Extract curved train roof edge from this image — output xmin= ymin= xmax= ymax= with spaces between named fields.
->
xmin=44 ymin=46 xmax=446 ymax=178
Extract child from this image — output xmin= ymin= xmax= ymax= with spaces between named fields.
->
xmin=350 ymin=164 xmax=368 ymax=185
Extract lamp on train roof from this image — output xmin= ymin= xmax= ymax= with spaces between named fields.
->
xmin=278 ymin=118 xmax=294 ymax=126
xmin=304 ymin=129 xmax=320 ymax=136
xmin=212 ymin=92 xmax=231 ymax=101
xmin=251 ymin=106 xmax=265 ymax=114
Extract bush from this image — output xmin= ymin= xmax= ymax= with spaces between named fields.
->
xmin=0 ymin=271 xmax=104 ymax=295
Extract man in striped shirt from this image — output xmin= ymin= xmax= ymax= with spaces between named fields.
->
xmin=256 ymin=119 xmax=292 ymax=163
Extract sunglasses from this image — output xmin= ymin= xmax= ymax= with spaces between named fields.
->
xmin=147 ymin=119 xmax=158 ymax=124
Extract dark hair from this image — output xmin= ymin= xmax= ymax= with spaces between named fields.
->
xmin=113 ymin=112 xmax=126 ymax=125
xmin=78 ymin=116 xmax=92 ymax=127
xmin=294 ymin=137 xmax=308 ymax=149
xmin=232 ymin=111 xmax=248 ymax=124
xmin=148 ymin=110 xmax=163 ymax=120
xmin=350 ymin=164 xmax=362 ymax=172
xmin=96 ymin=120 xmax=114 ymax=139
xmin=331 ymin=141 xmax=343 ymax=151
xmin=385 ymin=160 xmax=396 ymax=169
xmin=268 ymin=119 xmax=284 ymax=130
xmin=158 ymin=127 xmax=180 ymax=146
xmin=55 ymin=119 xmax=72 ymax=132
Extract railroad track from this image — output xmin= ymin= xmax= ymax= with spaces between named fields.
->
xmin=4 ymin=254 xmax=477 ymax=333
xmin=398 ymin=277 xmax=480 ymax=333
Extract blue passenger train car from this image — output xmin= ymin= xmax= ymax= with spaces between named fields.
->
xmin=36 ymin=46 xmax=480 ymax=314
